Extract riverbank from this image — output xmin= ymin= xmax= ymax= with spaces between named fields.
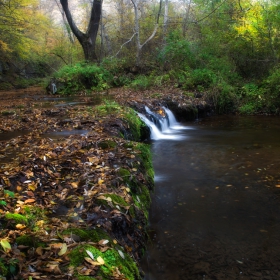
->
xmin=0 ymin=86 xmax=206 ymax=279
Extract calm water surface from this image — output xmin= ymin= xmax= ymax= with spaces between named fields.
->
xmin=141 ymin=115 xmax=280 ymax=280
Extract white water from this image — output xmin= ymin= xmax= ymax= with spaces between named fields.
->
xmin=138 ymin=107 xmax=188 ymax=140
xmin=163 ymin=106 xmax=192 ymax=130
xmin=138 ymin=113 xmax=182 ymax=140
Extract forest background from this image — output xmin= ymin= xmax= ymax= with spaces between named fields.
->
xmin=0 ymin=0 xmax=279 ymax=114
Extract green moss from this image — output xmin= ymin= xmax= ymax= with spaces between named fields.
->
xmin=138 ymin=185 xmax=151 ymax=210
xmin=117 ymin=168 xmax=139 ymax=193
xmin=132 ymin=189 xmax=151 ymax=220
xmin=123 ymin=108 xmax=145 ymax=141
xmin=69 ymin=245 xmax=101 ymax=267
xmin=69 ymin=244 xmax=140 ymax=280
xmin=98 ymin=140 xmax=117 ymax=149
xmin=95 ymin=101 xmax=121 ymax=116
xmin=118 ymin=168 xmax=131 ymax=180
xmin=1 ymin=111 xmax=15 ymax=116
xmin=135 ymin=143 xmax=154 ymax=186
xmin=128 ymin=205 xmax=136 ymax=218
xmin=21 ymin=206 xmax=48 ymax=230
xmin=104 ymin=194 xmax=129 ymax=207
xmin=102 ymin=248 xmax=140 ymax=280
xmin=5 ymin=213 xmax=28 ymax=224
xmin=123 ymin=142 xmax=134 ymax=149
xmin=77 ymin=276 xmax=97 ymax=280
xmin=16 ymin=235 xmax=40 ymax=247
xmin=62 ymin=228 xmax=110 ymax=243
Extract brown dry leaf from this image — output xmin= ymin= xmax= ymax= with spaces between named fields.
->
xmin=100 ymin=246 xmax=110 ymax=253
xmin=16 ymin=224 xmax=26 ymax=230
xmin=71 ymin=182 xmax=78 ymax=188
xmin=98 ymin=239 xmax=109 ymax=245
xmin=51 ymin=243 xmax=64 ymax=249
xmin=112 ymin=266 xmax=123 ymax=278
xmin=24 ymin=198 xmax=35 ymax=204
xmin=88 ymin=157 xmax=98 ymax=163
xmin=36 ymin=247 xmax=44 ymax=256
xmin=84 ymin=257 xmax=101 ymax=266
xmin=77 ymin=266 xmax=92 ymax=275
xmin=98 ymin=179 xmax=104 ymax=185
xmin=26 ymin=191 xmax=35 ymax=197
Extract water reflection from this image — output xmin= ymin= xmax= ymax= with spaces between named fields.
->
xmin=142 ymin=116 xmax=280 ymax=280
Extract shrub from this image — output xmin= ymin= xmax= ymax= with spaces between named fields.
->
xmin=157 ymin=30 xmax=196 ymax=70
xmin=55 ymin=62 xmax=113 ymax=94
xmin=263 ymin=66 xmax=280 ymax=97
xmin=237 ymin=83 xmax=264 ymax=114
xmin=185 ymin=68 xmax=218 ymax=90
xmin=129 ymin=75 xmax=151 ymax=90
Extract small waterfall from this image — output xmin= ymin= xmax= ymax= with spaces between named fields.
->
xmin=138 ymin=106 xmax=187 ymax=140
xmin=138 ymin=113 xmax=176 ymax=140
xmin=163 ymin=106 xmax=189 ymax=130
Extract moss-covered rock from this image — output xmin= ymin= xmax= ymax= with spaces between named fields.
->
xmin=16 ymin=235 xmax=42 ymax=247
xmin=97 ymin=140 xmax=117 ymax=149
xmin=69 ymin=244 xmax=140 ymax=280
xmin=62 ymin=228 xmax=111 ymax=243
xmin=5 ymin=213 xmax=28 ymax=224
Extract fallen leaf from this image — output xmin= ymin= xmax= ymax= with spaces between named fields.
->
xmin=0 ymin=239 xmax=11 ymax=253
xmin=86 ymin=250 xmax=95 ymax=260
xmin=16 ymin=224 xmax=26 ymax=229
xmin=24 ymin=198 xmax=35 ymax=204
xmin=98 ymin=239 xmax=109 ymax=245
xmin=97 ymin=256 xmax=105 ymax=265
xmin=118 ymin=250 xmax=125 ymax=259
xmin=58 ymin=243 xmax=67 ymax=256
xmin=36 ymin=247 xmax=44 ymax=256
xmin=71 ymin=182 xmax=78 ymax=188
xmin=84 ymin=257 xmax=100 ymax=266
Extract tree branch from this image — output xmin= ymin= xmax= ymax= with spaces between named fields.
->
xmin=60 ymin=0 xmax=85 ymax=44
xmin=194 ymin=0 xmax=228 ymax=23
xmin=114 ymin=32 xmax=137 ymax=57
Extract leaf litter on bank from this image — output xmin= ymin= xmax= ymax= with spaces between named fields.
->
xmin=0 ymin=88 xmax=156 ymax=279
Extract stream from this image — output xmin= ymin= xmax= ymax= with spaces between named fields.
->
xmin=141 ymin=115 xmax=280 ymax=280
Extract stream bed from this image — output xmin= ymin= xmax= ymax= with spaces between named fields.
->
xmin=141 ymin=115 xmax=280 ymax=280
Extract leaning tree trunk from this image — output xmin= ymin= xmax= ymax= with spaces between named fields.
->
xmin=60 ymin=0 xmax=102 ymax=62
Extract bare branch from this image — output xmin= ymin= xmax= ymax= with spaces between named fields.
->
xmin=114 ymin=32 xmax=137 ymax=57
xmin=141 ymin=24 xmax=158 ymax=48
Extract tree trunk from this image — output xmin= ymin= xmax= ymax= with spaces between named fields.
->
xmin=163 ymin=0 xmax=168 ymax=38
xmin=60 ymin=0 xmax=102 ymax=62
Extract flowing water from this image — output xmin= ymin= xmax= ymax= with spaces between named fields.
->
xmin=141 ymin=114 xmax=280 ymax=280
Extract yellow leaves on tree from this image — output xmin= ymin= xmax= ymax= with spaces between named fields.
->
xmin=0 ymin=0 xmax=52 ymax=60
